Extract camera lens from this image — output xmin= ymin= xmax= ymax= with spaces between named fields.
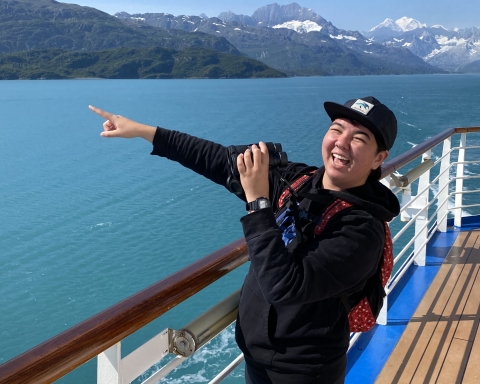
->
xmin=269 ymin=151 xmax=288 ymax=168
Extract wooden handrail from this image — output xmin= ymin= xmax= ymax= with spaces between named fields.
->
xmin=2 ymin=126 xmax=480 ymax=384
xmin=381 ymin=127 xmax=480 ymax=178
xmin=0 ymin=239 xmax=248 ymax=384
xmin=456 ymin=127 xmax=480 ymax=133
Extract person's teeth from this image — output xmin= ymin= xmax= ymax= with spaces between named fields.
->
xmin=333 ymin=154 xmax=348 ymax=161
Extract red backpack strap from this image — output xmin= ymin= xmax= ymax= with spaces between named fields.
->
xmin=380 ymin=222 xmax=393 ymax=287
xmin=277 ymin=171 xmax=316 ymax=209
xmin=313 ymin=201 xmax=393 ymax=333
xmin=313 ymin=199 xmax=354 ymax=236
xmin=348 ymin=222 xmax=393 ymax=332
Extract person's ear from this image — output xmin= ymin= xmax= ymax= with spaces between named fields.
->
xmin=372 ymin=150 xmax=389 ymax=170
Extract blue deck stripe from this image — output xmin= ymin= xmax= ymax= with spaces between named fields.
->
xmin=344 ymin=224 xmax=469 ymax=383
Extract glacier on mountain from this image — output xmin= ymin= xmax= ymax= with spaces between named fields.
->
xmin=272 ymin=20 xmax=322 ymax=33
xmin=330 ymin=34 xmax=357 ymax=41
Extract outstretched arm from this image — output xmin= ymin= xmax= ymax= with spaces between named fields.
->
xmin=89 ymin=104 xmax=239 ymax=193
xmin=89 ymin=105 xmax=156 ymax=142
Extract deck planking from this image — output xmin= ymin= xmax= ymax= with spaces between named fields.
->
xmin=375 ymin=230 xmax=480 ymax=384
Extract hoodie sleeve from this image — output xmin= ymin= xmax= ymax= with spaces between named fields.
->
xmin=150 ymin=127 xmax=231 ymax=190
xmin=149 ymin=127 xmax=311 ymax=205
xmin=240 ymin=206 xmax=384 ymax=305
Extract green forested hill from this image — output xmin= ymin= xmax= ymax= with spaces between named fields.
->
xmin=0 ymin=0 xmax=241 ymax=55
xmin=0 ymin=47 xmax=286 ymax=79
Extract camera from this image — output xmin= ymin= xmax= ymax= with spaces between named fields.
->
xmin=226 ymin=142 xmax=288 ymax=196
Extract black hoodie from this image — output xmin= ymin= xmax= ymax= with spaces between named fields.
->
xmin=151 ymin=127 xmax=400 ymax=380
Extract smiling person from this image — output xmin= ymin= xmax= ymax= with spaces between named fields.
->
xmin=90 ymin=96 xmax=400 ymax=384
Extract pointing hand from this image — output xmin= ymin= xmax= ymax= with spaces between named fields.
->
xmin=89 ymin=105 xmax=156 ymax=142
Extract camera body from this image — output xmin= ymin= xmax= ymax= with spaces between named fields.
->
xmin=226 ymin=142 xmax=288 ymax=195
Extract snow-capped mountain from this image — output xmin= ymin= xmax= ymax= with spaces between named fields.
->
xmin=371 ymin=18 xmax=402 ymax=32
xmin=371 ymin=17 xmax=426 ymax=33
xmin=114 ymin=4 xmax=441 ymax=76
xmin=365 ymin=18 xmax=480 ymax=72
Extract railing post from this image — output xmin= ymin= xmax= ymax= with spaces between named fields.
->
xmin=438 ymin=137 xmax=452 ymax=232
xmin=98 ymin=343 xmax=121 ymax=384
xmin=377 ymin=296 xmax=388 ymax=325
xmin=414 ymin=151 xmax=431 ymax=266
xmin=380 ymin=175 xmax=391 ymax=189
xmin=454 ymin=133 xmax=466 ymax=227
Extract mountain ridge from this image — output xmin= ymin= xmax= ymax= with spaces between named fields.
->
xmin=116 ymin=3 xmax=441 ymax=76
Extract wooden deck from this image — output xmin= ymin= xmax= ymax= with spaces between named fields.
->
xmin=376 ymin=230 xmax=480 ymax=384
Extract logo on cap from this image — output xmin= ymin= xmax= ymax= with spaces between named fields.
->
xmin=351 ymin=99 xmax=374 ymax=115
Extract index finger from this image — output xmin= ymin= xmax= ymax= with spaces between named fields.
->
xmin=89 ymin=105 xmax=115 ymax=120
xmin=258 ymin=141 xmax=269 ymax=153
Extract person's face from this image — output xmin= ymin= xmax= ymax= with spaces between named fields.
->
xmin=321 ymin=118 xmax=389 ymax=191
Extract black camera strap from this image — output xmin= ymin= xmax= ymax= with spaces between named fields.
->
xmin=272 ymin=168 xmax=335 ymax=248
xmin=272 ymin=169 xmax=318 ymax=246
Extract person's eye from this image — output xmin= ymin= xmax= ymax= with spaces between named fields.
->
xmin=354 ymin=136 xmax=366 ymax=143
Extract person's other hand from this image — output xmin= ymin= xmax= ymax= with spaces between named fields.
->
xmin=89 ymin=105 xmax=156 ymax=142
xmin=237 ymin=142 xmax=270 ymax=203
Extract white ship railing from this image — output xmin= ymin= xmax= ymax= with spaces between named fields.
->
xmin=0 ymin=127 xmax=479 ymax=384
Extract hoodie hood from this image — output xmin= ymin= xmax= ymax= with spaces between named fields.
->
xmin=312 ymin=167 xmax=400 ymax=222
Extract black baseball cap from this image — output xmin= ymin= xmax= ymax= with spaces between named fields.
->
xmin=324 ymin=96 xmax=397 ymax=150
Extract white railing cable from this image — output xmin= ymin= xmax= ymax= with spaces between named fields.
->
xmin=141 ymin=357 xmax=187 ymax=384
xmin=451 ymin=144 xmax=480 ymax=151
xmin=393 ymin=193 xmax=450 ymax=265
xmin=451 ymin=160 xmax=480 ymax=166
xmin=451 ymin=175 xmax=480 ymax=181
xmin=386 ymin=252 xmax=417 ymax=295
xmin=386 ymin=209 xmax=449 ymax=295
xmin=450 ymin=190 xmax=480 ymax=195
xmin=391 ymin=196 xmax=438 ymax=254
xmin=209 ymin=354 xmax=245 ymax=384
xmin=393 ymin=209 xmax=436 ymax=265
xmin=388 ymin=226 xmax=435 ymax=296
xmin=449 ymin=204 xmax=480 ymax=210
xmin=347 ymin=333 xmax=362 ymax=351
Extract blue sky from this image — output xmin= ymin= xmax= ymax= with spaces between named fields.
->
xmin=68 ymin=0 xmax=480 ymax=32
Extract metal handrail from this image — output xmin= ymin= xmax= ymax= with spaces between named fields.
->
xmin=1 ymin=126 xmax=480 ymax=384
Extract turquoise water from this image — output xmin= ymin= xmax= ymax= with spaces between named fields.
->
xmin=1 ymin=75 xmax=480 ymax=383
